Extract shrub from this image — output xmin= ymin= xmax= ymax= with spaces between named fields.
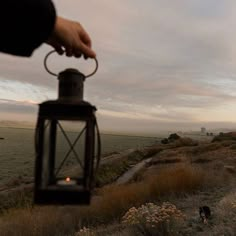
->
xmin=122 ymin=202 xmax=185 ymax=235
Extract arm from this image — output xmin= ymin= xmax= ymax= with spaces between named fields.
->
xmin=0 ymin=0 xmax=96 ymax=58
xmin=0 ymin=0 xmax=56 ymax=57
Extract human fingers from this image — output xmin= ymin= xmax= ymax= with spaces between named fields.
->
xmin=74 ymin=52 xmax=82 ymax=58
xmin=56 ymin=48 xmax=64 ymax=55
xmin=79 ymin=42 xmax=96 ymax=58
xmin=65 ymin=48 xmax=73 ymax=57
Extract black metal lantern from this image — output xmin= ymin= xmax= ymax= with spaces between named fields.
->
xmin=34 ymin=51 xmax=101 ymax=205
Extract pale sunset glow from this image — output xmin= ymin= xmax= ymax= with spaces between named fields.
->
xmin=1 ymin=0 xmax=236 ymax=133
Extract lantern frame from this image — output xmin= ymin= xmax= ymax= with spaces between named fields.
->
xmin=34 ymin=51 xmax=100 ymax=205
xmin=34 ymin=100 xmax=99 ymax=205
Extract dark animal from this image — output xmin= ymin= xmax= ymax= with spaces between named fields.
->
xmin=199 ymin=206 xmax=211 ymax=223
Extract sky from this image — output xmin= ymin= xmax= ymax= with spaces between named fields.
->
xmin=1 ymin=0 xmax=236 ymax=134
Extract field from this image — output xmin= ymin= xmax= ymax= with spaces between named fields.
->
xmin=0 ymin=127 xmax=158 ymax=184
xmin=0 ymin=131 xmax=236 ymax=235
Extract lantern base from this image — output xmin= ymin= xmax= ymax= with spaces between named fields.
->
xmin=34 ymin=188 xmax=91 ymax=205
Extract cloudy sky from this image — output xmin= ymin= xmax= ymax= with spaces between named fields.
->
xmin=1 ymin=0 xmax=236 ymax=134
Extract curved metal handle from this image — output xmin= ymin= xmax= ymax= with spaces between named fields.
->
xmin=44 ymin=50 xmax=98 ymax=78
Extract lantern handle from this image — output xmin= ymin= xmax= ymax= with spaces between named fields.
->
xmin=44 ymin=50 xmax=98 ymax=78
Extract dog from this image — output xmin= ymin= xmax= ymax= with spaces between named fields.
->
xmin=199 ymin=206 xmax=211 ymax=224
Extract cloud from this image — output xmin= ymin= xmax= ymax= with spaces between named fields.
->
xmin=0 ymin=77 xmax=56 ymax=102
xmin=0 ymin=99 xmax=37 ymax=114
xmin=1 ymin=0 xmax=236 ymax=132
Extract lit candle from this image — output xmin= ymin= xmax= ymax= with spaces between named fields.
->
xmin=57 ymin=177 xmax=77 ymax=186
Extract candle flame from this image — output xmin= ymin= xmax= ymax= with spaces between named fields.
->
xmin=66 ymin=177 xmax=71 ymax=182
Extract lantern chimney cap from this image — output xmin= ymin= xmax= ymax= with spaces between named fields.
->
xmin=59 ymin=68 xmax=84 ymax=76
xmin=58 ymin=68 xmax=85 ymax=83
xmin=57 ymin=68 xmax=85 ymax=101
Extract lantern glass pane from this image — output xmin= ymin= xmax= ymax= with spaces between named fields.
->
xmin=55 ymin=120 xmax=86 ymax=181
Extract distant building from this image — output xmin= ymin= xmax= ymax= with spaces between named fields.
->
xmin=201 ymin=127 xmax=206 ymax=134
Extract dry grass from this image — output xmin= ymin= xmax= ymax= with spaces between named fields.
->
xmin=170 ymin=137 xmax=198 ymax=148
xmin=0 ymin=206 xmax=82 ymax=236
xmin=191 ymin=145 xmax=236 ymax=165
xmin=194 ymin=191 xmax=236 ymax=236
xmin=96 ymin=165 xmax=206 ymax=216
xmin=140 ymin=146 xmax=163 ymax=158
xmin=0 ymin=165 xmax=211 ymax=236
xmin=146 ymin=165 xmax=208 ymax=198
xmin=190 ymin=142 xmax=225 ymax=155
xmin=82 ymin=224 xmax=141 ymax=236
xmin=0 ymin=189 xmax=33 ymax=214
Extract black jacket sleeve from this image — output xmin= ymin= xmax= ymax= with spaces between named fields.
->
xmin=0 ymin=0 xmax=56 ymax=57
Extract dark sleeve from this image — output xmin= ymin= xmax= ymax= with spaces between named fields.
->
xmin=0 ymin=0 xmax=56 ymax=57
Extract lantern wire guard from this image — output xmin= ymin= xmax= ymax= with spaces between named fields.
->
xmin=34 ymin=51 xmax=101 ymax=205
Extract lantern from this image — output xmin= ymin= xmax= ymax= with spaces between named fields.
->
xmin=34 ymin=51 xmax=101 ymax=205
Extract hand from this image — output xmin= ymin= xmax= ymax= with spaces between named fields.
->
xmin=47 ymin=17 xmax=96 ymax=58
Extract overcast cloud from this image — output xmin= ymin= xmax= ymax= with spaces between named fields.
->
xmin=0 ymin=0 xmax=236 ymax=133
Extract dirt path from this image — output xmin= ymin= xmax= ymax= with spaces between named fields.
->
xmin=116 ymin=158 xmax=152 ymax=185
